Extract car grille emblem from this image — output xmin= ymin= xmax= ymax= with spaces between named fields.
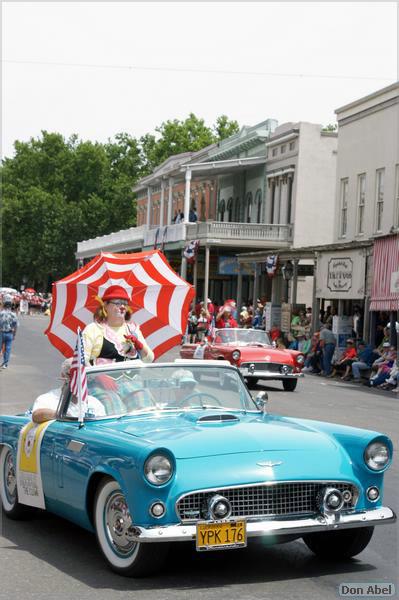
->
xmin=256 ymin=461 xmax=283 ymax=468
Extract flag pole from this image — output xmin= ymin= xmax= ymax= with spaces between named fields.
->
xmin=77 ymin=327 xmax=84 ymax=425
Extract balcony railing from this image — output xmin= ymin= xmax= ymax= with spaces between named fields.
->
xmin=144 ymin=221 xmax=292 ymax=247
xmin=77 ymin=225 xmax=146 ymax=257
xmin=187 ymin=221 xmax=293 ymax=242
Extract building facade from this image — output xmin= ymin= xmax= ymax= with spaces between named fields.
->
xmin=315 ymin=82 xmax=399 ymax=343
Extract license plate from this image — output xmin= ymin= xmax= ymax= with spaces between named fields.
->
xmin=196 ymin=520 xmax=247 ymax=551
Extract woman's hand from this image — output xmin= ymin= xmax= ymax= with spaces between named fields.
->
xmin=124 ymin=334 xmax=144 ymax=351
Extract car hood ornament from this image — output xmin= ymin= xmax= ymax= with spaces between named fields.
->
xmin=256 ymin=460 xmax=283 ymax=468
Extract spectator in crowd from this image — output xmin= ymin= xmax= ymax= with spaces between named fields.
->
xmin=174 ymin=209 xmax=184 ymax=223
xmin=215 ymin=305 xmax=238 ymax=329
xmin=352 ymin=305 xmax=363 ymax=340
xmin=287 ymin=332 xmax=299 ymax=350
xmin=270 ymin=323 xmax=281 ymax=343
xmin=324 ymin=306 xmax=337 ymax=328
xmin=275 ymin=338 xmax=286 ymax=350
xmin=329 ymin=339 xmax=357 ymax=379
xmin=351 ymin=341 xmax=376 ymax=381
xmin=239 ymin=306 xmax=251 ymax=328
xmin=299 ymin=332 xmax=312 ymax=355
xmin=319 ymin=323 xmax=336 ymax=376
xmin=188 ymin=207 xmax=198 ymax=222
xmin=367 ymin=347 xmax=397 ymax=388
xmin=197 ymin=307 xmax=211 ymax=342
xmin=0 ymin=299 xmax=18 ymax=369
xmin=302 ymin=333 xmax=322 ymax=374
xmin=187 ymin=311 xmax=198 ymax=343
xmin=252 ymin=302 xmax=264 ymax=329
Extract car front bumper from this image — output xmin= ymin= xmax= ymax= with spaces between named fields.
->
xmin=240 ymin=369 xmax=304 ymax=380
xmin=130 ymin=506 xmax=396 ymax=543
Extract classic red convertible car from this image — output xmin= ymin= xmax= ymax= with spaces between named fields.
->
xmin=180 ymin=328 xmax=304 ymax=391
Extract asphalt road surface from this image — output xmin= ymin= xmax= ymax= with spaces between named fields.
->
xmin=0 ymin=316 xmax=398 ymax=600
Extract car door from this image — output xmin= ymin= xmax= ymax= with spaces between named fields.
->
xmin=49 ymin=419 xmax=93 ymax=523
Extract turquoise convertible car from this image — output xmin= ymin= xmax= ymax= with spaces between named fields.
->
xmin=0 ymin=360 xmax=395 ymax=577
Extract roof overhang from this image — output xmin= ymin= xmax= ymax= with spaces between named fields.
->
xmin=180 ymin=156 xmax=266 ymax=177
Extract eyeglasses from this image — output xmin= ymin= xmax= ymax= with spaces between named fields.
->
xmin=108 ymin=300 xmax=128 ymax=307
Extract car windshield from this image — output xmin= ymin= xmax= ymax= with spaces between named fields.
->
xmin=214 ymin=329 xmax=270 ymax=346
xmin=63 ymin=365 xmax=257 ymax=419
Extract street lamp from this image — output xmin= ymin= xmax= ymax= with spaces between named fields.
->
xmin=281 ymin=260 xmax=294 ymax=281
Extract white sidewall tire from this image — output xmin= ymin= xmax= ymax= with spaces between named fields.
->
xmin=94 ymin=479 xmax=140 ymax=571
xmin=0 ymin=446 xmax=16 ymax=512
xmin=0 ymin=446 xmax=29 ymax=519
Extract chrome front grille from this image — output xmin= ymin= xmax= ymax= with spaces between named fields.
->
xmin=241 ymin=362 xmax=293 ymax=374
xmin=176 ymin=482 xmax=358 ymax=523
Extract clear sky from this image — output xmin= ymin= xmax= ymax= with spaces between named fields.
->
xmin=2 ymin=1 xmax=398 ymax=159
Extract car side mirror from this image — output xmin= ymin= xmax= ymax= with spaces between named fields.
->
xmin=255 ymin=391 xmax=268 ymax=412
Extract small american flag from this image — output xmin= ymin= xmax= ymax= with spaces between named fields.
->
xmin=70 ymin=328 xmax=88 ymax=422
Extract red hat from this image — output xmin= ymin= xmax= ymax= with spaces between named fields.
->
xmin=101 ymin=285 xmax=131 ymax=303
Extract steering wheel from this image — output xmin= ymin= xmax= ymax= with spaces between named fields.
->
xmin=177 ymin=391 xmax=222 ymax=408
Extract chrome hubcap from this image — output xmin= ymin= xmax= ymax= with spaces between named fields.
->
xmin=105 ymin=492 xmax=137 ymax=556
xmin=5 ymin=452 xmax=16 ymax=501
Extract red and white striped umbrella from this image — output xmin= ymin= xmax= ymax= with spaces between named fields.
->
xmin=45 ymin=250 xmax=194 ymax=360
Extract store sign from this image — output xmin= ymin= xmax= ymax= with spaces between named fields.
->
xmin=218 ymin=256 xmax=252 ymax=275
xmin=327 ymin=258 xmax=353 ymax=292
xmin=264 ymin=302 xmax=282 ymax=332
xmin=316 ymin=249 xmax=366 ymax=299
xmin=280 ymin=303 xmax=292 ymax=333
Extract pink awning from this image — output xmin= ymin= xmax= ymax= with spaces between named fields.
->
xmin=370 ymin=234 xmax=399 ymax=312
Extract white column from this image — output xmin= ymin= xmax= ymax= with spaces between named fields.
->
xmin=280 ymin=177 xmax=289 ymax=224
xmin=146 ymin=186 xmax=152 ymax=228
xmin=180 ymin=250 xmax=187 ymax=280
xmin=159 ymin=179 xmax=165 ymax=228
xmin=184 ymin=169 xmax=192 ymax=222
xmin=236 ymin=267 xmax=243 ymax=310
xmin=167 ymin=177 xmax=174 ymax=224
xmin=203 ymin=245 xmax=210 ymax=306
xmin=193 ymin=259 xmax=198 ymax=306
xmin=291 ymin=259 xmax=299 ymax=305
xmin=252 ymin=263 xmax=259 ymax=305
xmin=273 ymin=178 xmax=282 ymax=223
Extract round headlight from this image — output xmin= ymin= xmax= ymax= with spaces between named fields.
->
xmin=231 ymin=350 xmax=241 ymax=361
xmin=296 ymin=354 xmax=305 ymax=364
xmin=364 ymin=441 xmax=390 ymax=471
xmin=144 ymin=455 xmax=173 ymax=485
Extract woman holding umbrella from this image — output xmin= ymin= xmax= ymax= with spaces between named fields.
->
xmin=82 ymin=286 xmax=154 ymax=365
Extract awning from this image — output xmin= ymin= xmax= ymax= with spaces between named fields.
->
xmin=370 ymin=234 xmax=399 ymax=311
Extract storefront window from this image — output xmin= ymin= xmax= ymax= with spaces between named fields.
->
xmin=375 ymin=169 xmax=384 ymax=232
xmin=357 ymin=173 xmax=366 ymax=234
xmin=340 ymin=178 xmax=348 ymax=237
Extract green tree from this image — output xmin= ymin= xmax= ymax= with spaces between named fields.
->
xmin=1 ymin=114 xmax=239 ymax=288
xmin=213 ymin=115 xmax=240 ymax=140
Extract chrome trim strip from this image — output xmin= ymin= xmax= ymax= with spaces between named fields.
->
xmin=241 ymin=372 xmax=304 ymax=379
xmin=130 ymin=507 xmax=396 ymax=543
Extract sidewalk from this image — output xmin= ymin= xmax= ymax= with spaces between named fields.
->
xmin=304 ymin=370 xmax=398 ymax=396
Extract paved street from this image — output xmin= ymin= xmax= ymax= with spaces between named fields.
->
xmin=0 ymin=316 xmax=398 ymax=600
